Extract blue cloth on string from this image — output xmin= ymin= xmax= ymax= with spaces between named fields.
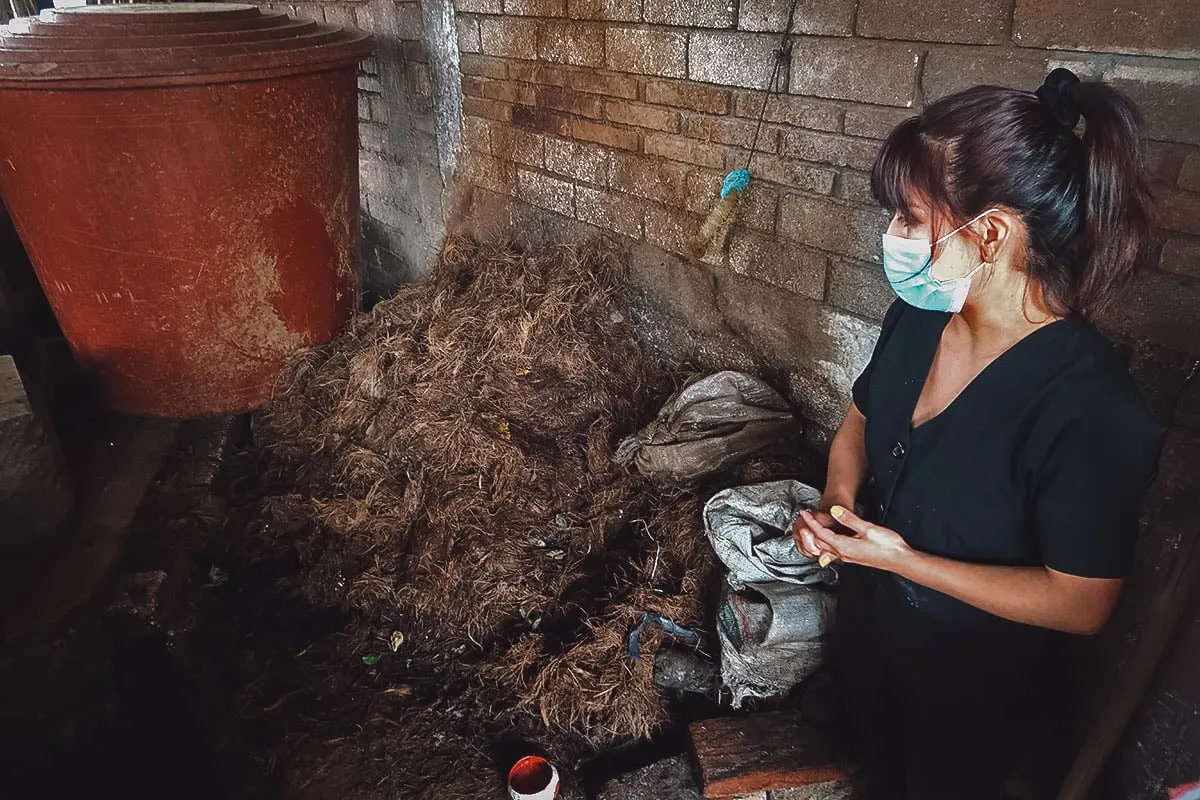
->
xmin=721 ymin=169 xmax=751 ymax=199
xmin=627 ymin=612 xmax=700 ymax=661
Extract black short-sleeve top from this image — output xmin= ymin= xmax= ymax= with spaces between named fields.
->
xmin=851 ymin=300 xmax=1162 ymax=629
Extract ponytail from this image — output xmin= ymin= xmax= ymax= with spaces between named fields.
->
xmin=1073 ymin=79 xmax=1154 ymax=315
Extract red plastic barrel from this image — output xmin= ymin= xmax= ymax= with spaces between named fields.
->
xmin=0 ymin=4 xmax=374 ymax=416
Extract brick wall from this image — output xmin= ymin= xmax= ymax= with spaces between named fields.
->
xmin=445 ymin=0 xmax=1200 ymax=439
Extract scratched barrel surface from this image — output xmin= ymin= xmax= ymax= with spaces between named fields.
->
xmin=0 ymin=4 xmax=373 ymax=416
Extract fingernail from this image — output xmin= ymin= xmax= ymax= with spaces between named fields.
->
xmin=818 ymin=554 xmax=833 ymax=568
xmin=830 ymin=505 xmax=846 ymax=519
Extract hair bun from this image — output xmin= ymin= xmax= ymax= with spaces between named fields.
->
xmin=1036 ymin=67 xmax=1083 ymax=129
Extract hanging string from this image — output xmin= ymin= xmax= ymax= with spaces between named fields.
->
xmin=745 ymin=0 xmax=803 ymax=173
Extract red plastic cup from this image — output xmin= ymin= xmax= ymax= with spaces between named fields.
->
xmin=508 ymin=755 xmax=560 ymax=800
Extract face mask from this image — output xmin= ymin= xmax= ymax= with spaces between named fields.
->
xmin=881 ymin=208 xmax=997 ymax=313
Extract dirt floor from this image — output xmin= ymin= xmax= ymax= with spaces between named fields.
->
xmin=0 ymin=415 xmax=817 ymax=800
xmin=0 ymin=237 xmax=821 ymax=800
xmin=172 ymin=438 xmax=813 ymax=797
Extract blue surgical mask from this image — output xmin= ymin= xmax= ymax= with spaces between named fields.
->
xmin=882 ymin=208 xmax=997 ymax=313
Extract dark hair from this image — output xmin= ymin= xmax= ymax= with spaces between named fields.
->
xmin=870 ymin=71 xmax=1153 ymax=318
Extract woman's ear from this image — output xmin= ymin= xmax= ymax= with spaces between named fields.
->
xmin=976 ymin=210 xmax=1016 ymax=263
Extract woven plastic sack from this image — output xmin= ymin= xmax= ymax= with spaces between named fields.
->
xmin=704 ymin=480 xmax=837 ymax=707
xmin=614 ymin=371 xmax=797 ymax=485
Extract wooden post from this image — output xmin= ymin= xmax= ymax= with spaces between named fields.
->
xmin=1057 ymin=430 xmax=1200 ymax=800
xmin=0 ymin=203 xmax=19 ymax=356
xmin=0 ymin=262 xmax=16 ymax=356
xmin=8 ymin=0 xmax=37 ymax=20
xmin=1056 ymin=528 xmax=1200 ymax=799
xmin=689 ymin=712 xmax=847 ymax=798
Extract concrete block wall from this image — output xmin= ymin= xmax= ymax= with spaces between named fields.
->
xmin=447 ymin=0 xmax=1200 ymax=437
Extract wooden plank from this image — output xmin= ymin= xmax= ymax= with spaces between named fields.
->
xmin=689 ymin=713 xmax=846 ymax=798
xmin=0 ymin=354 xmax=72 ymax=544
xmin=0 ymin=263 xmax=17 ymax=355
xmin=5 ymin=416 xmax=179 ymax=638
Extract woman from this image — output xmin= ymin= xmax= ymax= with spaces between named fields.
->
xmin=792 ymin=68 xmax=1162 ymax=799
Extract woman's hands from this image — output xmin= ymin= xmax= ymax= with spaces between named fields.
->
xmin=796 ymin=505 xmax=913 ymax=573
xmin=798 ymin=502 xmax=1122 ymax=635
xmin=792 ymin=506 xmax=842 ymax=565
xmin=796 ymin=402 xmax=872 ymax=566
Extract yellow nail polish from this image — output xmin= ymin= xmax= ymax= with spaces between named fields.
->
xmin=830 ymin=505 xmax=846 ymax=519
xmin=819 ymin=554 xmax=833 ymax=568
